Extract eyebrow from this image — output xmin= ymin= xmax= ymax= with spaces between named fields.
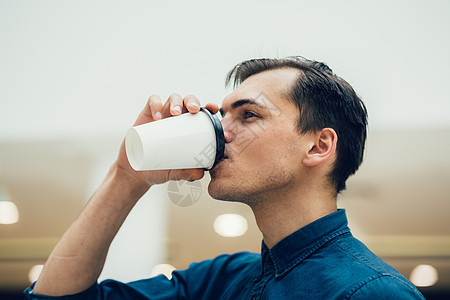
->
xmin=219 ymin=98 xmax=266 ymax=116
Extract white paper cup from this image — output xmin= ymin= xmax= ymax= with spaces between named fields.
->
xmin=125 ymin=108 xmax=224 ymax=171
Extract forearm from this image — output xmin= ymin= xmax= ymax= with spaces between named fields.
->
xmin=33 ymin=163 xmax=151 ymax=296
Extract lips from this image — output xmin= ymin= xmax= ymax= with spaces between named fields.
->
xmin=210 ymin=147 xmax=231 ymax=172
xmin=218 ymin=149 xmax=230 ymax=163
xmin=210 ymin=154 xmax=228 ymax=173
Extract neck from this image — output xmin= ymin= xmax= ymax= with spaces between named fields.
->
xmin=250 ymin=185 xmax=337 ymax=249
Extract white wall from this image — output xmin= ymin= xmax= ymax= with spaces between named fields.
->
xmin=1 ymin=0 xmax=449 ymax=141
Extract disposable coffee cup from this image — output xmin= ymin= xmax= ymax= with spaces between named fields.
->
xmin=125 ymin=108 xmax=225 ymax=171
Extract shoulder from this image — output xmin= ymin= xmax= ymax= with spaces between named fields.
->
xmin=344 ymin=274 xmax=425 ymax=299
xmin=327 ymin=233 xmax=403 ymax=278
xmin=327 ymin=234 xmax=424 ymax=299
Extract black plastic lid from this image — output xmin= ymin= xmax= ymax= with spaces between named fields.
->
xmin=200 ymin=107 xmax=225 ymax=170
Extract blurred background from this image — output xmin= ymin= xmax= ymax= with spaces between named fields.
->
xmin=1 ymin=0 xmax=449 ymax=299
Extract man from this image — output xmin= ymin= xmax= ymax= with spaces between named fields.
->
xmin=25 ymin=57 xmax=425 ymax=299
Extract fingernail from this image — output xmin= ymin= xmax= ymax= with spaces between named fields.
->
xmin=173 ymin=106 xmax=182 ymax=114
xmin=154 ymin=112 xmax=162 ymax=120
xmin=190 ymin=102 xmax=200 ymax=109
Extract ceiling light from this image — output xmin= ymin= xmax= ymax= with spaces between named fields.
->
xmin=151 ymin=264 xmax=176 ymax=280
xmin=0 ymin=201 xmax=19 ymax=224
xmin=213 ymin=213 xmax=248 ymax=237
xmin=28 ymin=265 xmax=44 ymax=283
xmin=409 ymin=264 xmax=439 ymax=287
xmin=0 ymin=186 xmax=19 ymax=225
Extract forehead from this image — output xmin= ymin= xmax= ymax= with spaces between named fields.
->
xmin=221 ymin=68 xmax=300 ymax=109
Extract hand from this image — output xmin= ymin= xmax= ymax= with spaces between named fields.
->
xmin=114 ymin=94 xmax=219 ymax=188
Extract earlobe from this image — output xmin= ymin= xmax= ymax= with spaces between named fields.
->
xmin=302 ymin=128 xmax=337 ymax=167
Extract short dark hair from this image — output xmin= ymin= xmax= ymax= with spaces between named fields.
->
xmin=225 ymin=56 xmax=368 ymax=194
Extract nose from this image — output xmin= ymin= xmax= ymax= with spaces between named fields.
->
xmin=220 ymin=116 xmax=234 ymax=143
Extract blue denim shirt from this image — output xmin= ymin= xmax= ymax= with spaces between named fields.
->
xmin=25 ymin=209 xmax=424 ymax=299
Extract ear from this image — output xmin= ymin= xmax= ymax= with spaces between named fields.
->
xmin=302 ymin=128 xmax=337 ymax=167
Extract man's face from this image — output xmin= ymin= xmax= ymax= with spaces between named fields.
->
xmin=208 ymin=68 xmax=311 ymax=204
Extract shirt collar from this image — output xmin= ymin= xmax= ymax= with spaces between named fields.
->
xmin=260 ymin=209 xmax=351 ymax=278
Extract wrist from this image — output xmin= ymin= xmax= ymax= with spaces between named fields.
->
xmin=107 ymin=162 xmax=152 ymax=202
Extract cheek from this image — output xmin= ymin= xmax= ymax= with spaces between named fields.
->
xmin=245 ymin=129 xmax=301 ymax=167
xmin=238 ymin=134 xmax=275 ymax=164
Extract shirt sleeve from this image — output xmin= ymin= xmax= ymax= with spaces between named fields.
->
xmin=24 ymin=273 xmax=187 ymax=300
xmin=23 ymin=252 xmax=257 ymax=300
xmin=24 ymin=281 xmax=99 ymax=300
xmin=346 ymin=274 xmax=426 ymax=300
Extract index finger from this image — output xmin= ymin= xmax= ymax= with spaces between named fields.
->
xmin=182 ymin=95 xmax=201 ymax=114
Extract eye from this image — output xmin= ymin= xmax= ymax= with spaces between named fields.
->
xmin=243 ymin=111 xmax=259 ymax=120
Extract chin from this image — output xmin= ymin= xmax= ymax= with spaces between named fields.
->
xmin=207 ymin=178 xmax=239 ymax=202
xmin=207 ymin=178 xmax=226 ymax=200
xmin=208 ymin=179 xmax=258 ymax=206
